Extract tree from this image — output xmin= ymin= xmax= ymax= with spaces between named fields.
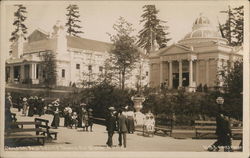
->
xmin=222 ymin=60 xmax=243 ymax=95
xmin=217 ymin=60 xmax=243 ymax=120
xmin=108 ymin=17 xmax=140 ymax=90
xmin=219 ymin=5 xmax=244 ymax=46
xmin=65 ymin=4 xmax=83 ymax=36
xmin=10 ymin=4 xmax=28 ymax=42
xmin=137 ymin=5 xmax=171 ymax=54
xmin=40 ymin=51 xmax=57 ymax=88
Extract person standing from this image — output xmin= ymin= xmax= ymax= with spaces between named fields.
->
xmin=22 ymin=97 xmax=28 ymax=116
xmin=106 ymin=107 xmax=117 ymax=147
xmin=87 ymin=108 xmax=94 ymax=132
xmin=208 ymin=111 xmax=232 ymax=152
xmin=77 ymin=103 xmax=86 ymax=128
xmin=5 ymin=93 xmax=13 ymax=129
xmin=51 ymin=103 xmax=60 ymax=129
xmin=117 ymin=108 xmax=128 ymax=148
xmin=28 ymin=96 xmax=34 ymax=117
xmin=82 ymin=108 xmax=89 ymax=131
xmin=126 ymin=107 xmax=135 ymax=134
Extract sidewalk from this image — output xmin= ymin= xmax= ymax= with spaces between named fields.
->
xmin=5 ymin=108 xmax=241 ymax=152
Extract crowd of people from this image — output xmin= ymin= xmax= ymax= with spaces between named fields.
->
xmin=49 ymin=100 xmax=94 ymax=131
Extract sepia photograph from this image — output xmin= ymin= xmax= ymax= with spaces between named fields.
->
xmin=0 ymin=0 xmax=249 ymax=158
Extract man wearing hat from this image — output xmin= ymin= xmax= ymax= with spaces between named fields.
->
xmin=117 ymin=108 xmax=128 ymax=148
xmin=106 ymin=106 xmax=117 ymax=147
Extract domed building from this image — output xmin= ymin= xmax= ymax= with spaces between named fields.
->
xmin=149 ymin=14 xmax=242 ymax=91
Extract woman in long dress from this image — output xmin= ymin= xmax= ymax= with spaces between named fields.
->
xmin=51 ymin=103 xmax=60 ymax=129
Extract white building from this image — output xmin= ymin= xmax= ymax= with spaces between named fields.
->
xmin=5 ymin=21 xmax=149 ymax=89
xmin=149 ymin=14 xmax=243 ymax=91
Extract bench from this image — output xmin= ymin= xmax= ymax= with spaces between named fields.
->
xmin=154 ymin=118 xmax=173 ymax=136
xmin=35 ymin=118 xmax=58 ymax=140
xmin=5 ymin=121 xmax=46 ymax=146
xmin=194 ymin=120 xmax=243 ymax=139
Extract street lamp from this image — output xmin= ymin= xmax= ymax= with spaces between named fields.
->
xmin=216 ymin=97 xmax=224 ymax=113
xmin=216 ymin=96 xmax=224 ymax=105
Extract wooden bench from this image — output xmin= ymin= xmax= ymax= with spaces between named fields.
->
xmin=35 ymin=118 xmax=58 ymax=140
xmin=194 ymin=120 xmax=243 ymax=139
xmin=5 ymin=121 xmax=46 ymax=146
xmin=154 ymin=118 xmax=173 ymax=136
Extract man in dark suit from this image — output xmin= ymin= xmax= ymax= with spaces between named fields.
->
xmin=117 ymin=108 xmax=128 ymax=148
xmin=106 ymin=107 xmax=117 ymax=147
xmin=208 ymin=111 xmax=232 ymax=152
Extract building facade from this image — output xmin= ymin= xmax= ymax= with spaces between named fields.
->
xmin=5 ymin=21 xmax=149 ymax=89
xmin=149 ymin=14 xmax=243 ymax=91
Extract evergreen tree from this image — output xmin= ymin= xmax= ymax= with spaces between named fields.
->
xmin=41 ymin=51 xmax=57 ymax=88
xmin=10 ymin=4 xmax=28 ymax=42
xmin=219 ymin=5 xmax=244 ymax=46
xmin=108 ymin=17 xmax=140 ymax=90
xmin=65 ymin=4 xmax=83 ymax=36
xmin=137 ymin=5 xmax=171 ymax=54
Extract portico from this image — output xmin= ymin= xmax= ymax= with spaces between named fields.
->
xmin=149 ymin=14 xmax=242 ymax=91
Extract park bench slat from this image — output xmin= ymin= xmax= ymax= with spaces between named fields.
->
xmin=194 ymin=121 xmax=216 ymax=124
xmin=12 ymin=121 xmax=40 ymax=125
xmin=195 ymin=126 xmax=216 ymax=129
xmin=5 ymin=135 xmax=45 ymax=139
xmin=5 ymin=128 xmax=42 ymax=133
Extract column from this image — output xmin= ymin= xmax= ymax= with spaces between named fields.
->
xmin=205 ymin=59 xmax=209 ymax=86
xmin=178 ymin=60 xmax=182 ymax=87
xmin=20 ymin=65 xmax=25 ymax=82
xmin=189 ymin=60 xmax=193 ymax=87
xmin=169 ymin=61 xmax=173 ymax=89
xmin=9 ymin=66 xmax=14 ymax=82
xmin=160 ymin=61 xmax=164 ymax=84
xmin=196 ymin=60 xmax=199 ymax=85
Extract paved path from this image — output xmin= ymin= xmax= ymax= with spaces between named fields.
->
xmin=5 ymin=108 xmax=241 ymax=152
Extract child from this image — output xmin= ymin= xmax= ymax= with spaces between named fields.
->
xmin=71 ymin=112 xmax=78 ymax=129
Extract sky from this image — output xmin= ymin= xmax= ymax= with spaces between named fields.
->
xmin=4 ymin=1 xmax=244 ymax=47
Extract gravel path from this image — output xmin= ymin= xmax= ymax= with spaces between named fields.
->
xmin=5 ymin=108 xmax=241 ymax=152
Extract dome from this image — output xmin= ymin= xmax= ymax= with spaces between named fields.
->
xmin=180 ymin=13 xmax=226 ymax=43
xmin=194 ymin=15 xmax=210 ymax=25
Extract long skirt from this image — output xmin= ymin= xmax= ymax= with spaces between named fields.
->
xmin=127 ymin=117 xmax=135 ymax=133
xmin=51 ymin=113 xmax=60 ymax=128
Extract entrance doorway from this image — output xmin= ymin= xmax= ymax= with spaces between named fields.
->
xmin=182 ymin=72 xmax=189 ymax=87
xmin=14 ymin=66 xmax=20 ymax=81
xmin=172 ymin=72 xmax=190 ymax=89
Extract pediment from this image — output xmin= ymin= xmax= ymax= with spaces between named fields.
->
xmin=27 ymin=29 xmax=49 ymax=43
xmin=159 ymin=44 xmax=191 ymax=56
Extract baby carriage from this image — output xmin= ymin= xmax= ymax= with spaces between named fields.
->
xmin=143 ymin=113 xmax=155 ymax=137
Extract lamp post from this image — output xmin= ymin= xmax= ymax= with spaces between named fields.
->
xmin=216 ymin=96 xmax=224 ymax=111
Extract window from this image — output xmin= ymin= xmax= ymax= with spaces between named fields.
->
xmin=99 ymin=66 xmax=103 ymax=72
xmin=62 ymin=69 xmax=65 ymax=78
xmin=146 ymin=71 xmax=149 ymax=76
xmin=76 ymin=64 xmax=80 ymax=69
xmin=88 ymin=65 xmax=92 ymax=71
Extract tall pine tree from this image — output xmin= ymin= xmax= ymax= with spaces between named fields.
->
xmin=108 ymin=17 xmax=140 ymax=90
xmin=10 ymin=4 xmax=28 ymax=42
xmin=137 ymin=5 xmax=171 ymax=54
xmin=219 ymin=5 xmax=243 ymax=46
xmin=65 ymin=4 xmax=83 ymax=37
